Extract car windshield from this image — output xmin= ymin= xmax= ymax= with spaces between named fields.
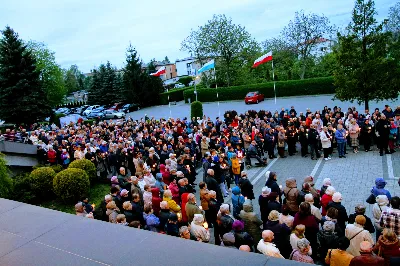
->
xmin=246 ymin=92 xmax=255 ymax=97
xmin=123 ymin=104 xmax=130 ymax=108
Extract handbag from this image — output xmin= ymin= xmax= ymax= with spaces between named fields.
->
xmin=366 ymin=193 xmax=376 ymax=204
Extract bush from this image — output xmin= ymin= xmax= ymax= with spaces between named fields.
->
xmin=178 ymin=76 xmax=193 ymax=87
xmin=68 ymin=159 xmax=96 ymax=182
xmin=83 ymin=119 xmax=95 ymax=125
xmin=12 ymin=173 xmax=36 ymax=204
xmin=30 ymin=167 xmax=56 ymax=198
xmin=159 ymin=87 xmax=192 ymax=105
xmin=0 ymin=153 xmax=13 ymax=198
xmin=53 ymin=168 xmax=90 ymax=203
xmin=183 ymin=77 xmax=334 ymax=103
xmin=50 ymin=164 xmax=64 ymax=173
xmin=191 ymin=101 xmax=203 ymax=119
xmin=50 ymin=113 xmax=66 ymax=127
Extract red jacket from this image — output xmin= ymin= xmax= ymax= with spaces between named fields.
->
xmin=180 ymin=193 xmax=190 ymax=223
xmin=349 ymin=253 xmax=384 ymax=266
xmin=47 ymin=150 xmax=57 ymax=163
xmin=321 ymin=194 xmax=332 ymax=216
xmin=151 ymin=188 xmax=162 ymax=216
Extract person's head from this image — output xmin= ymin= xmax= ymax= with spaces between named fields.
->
xmin=297 ymin=238 xmax=311 ymax=254
xmin=281 ymin=205 xmax=290 ymax=216
xmin=376 ymin=195 xmax=389 ymax=206
xmin=359 ymin=241 xmax=373 ymax=253
xmin=355 ymin=215 xmax=366 ymax=227
xmin=337 ymin=237 xmax=350 ymax=251
xmin=220 ymin=204 xmax=230 ymax=215
xmin=144 ymin=206 xmax=153 ymax=214
xmin=326 ymin=207 xmax=339 ymax=219
xmin=293 ymin=225 xmax=305 ymax=238
xmin=144 ymin=184 xmax=151 ymax=192
xmin=75 ymin=202 xmax=84 ymax=213
xmin=232 ymin=220 xmax=244 ymax=232
xmin=163 ymin=189 xmax=172 ymax=199
xmin=123 ymin=201 xmax=132 ymax=211
xmin=299 ymin=202 xmax=311 ymax=217
xmin=132 ymin=193 xmax=140 ymax=203
xmin=239 ymin=245 xmax=251 ymax=252
xmin=382 ymin=228 xmax=398 ymax=242
xmin=187 ymin=193 xmax=196 ymax=204
xmin=179 ymin=226 xmax=191 ymax=239
xmin=129 ymin=221 xmax=141 ymax=228
xmin=261 ymin=230 xmax=274 ymax=242
xmin=332 ymin=192 xmax=342 ymax=203
xmin=241 ymin=171 xmax=248 ymax=179
xmin=325 ymin=186 xmax=336 ymax=196
xmin=304 ymin=193 xmax=314 ymax=204
xmin=268 ymin=210 xmax=279 ymax=222
xmin=199 ymin=182 xmax=206 ymax=190
xmin=119 ymin=167 xmax=125 ymax=175
xmin=106 ymin=201 xmax=117 ymax=210
xmin=207 ymin=169 xmax=214 ymax=177
xmin=110 ymin=186 xmax=119 ymax=195
xmin=323 ymin=221 xmax=335 ymax=232
xmin=261 ymin=186 xmax=271 ymax=197
xmin=209 ymin=190 xmax=216 ymax=199
xmin=160 ymin=201 xmax=169 ymax=210
xmin=116 ymin=214 xmax=126 ymax=224
xmin=105 ymin=194 xmax=112 ymax=204
xmin=355 ymin=204 xmax=366 ymax=214
xmin=391 ymin=196 xmax=400 ymax=209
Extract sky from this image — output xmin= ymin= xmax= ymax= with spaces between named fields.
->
xmin=0 ymin=0 xmax=395 ymax=73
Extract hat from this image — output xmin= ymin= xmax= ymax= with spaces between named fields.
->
xmin=268 ymin=210 xmax=279 ymax=221
xmin=232 ymin=220 xmax=244 ymax=232
xmin=332 ymin=192 xmax=342 ymax=203
xmin=304 ymin=176 xmax=314 ymax=185
xmin=120 ymin=189 xmax=128 ymax=196
xmin=261 ymin=186 xmax=271 ymax=196
xmin=111 ymin=176 xmax=117 ymax=182
xmin=222 ymin=233 xmax=235 ymax=246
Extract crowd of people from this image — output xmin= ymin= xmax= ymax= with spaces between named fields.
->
xmin=3 ymin=103 xmax=400 ymax=265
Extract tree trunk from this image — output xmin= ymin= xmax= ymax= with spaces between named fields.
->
xmin=364 ymin=98 xmax=369 ymax=111
xmin=300 ymin=62 xmax=306 ymax=80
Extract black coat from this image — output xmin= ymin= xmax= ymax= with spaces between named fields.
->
xmin=238 ymin=178 xmax=255 ymax=200
xmin=348 ymin=213 xmax=375 ymax=233
xmin=205 ymin=175 xmax=223 ymax=203
xmin=317 ymin=230 xmax=339 ymax=260
xmin=265 ymin=178 xmax=282 ymax=203
xmin=158 ymin=209 xmax=171 ymax=232
xmin=326 ymin=202 xmax=348 ymax=232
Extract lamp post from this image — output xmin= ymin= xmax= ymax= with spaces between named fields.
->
xmin=194 ymin=75 xmax=199 ymax=101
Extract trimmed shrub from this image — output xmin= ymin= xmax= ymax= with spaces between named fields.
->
xmin=83 ymin=119 xmax=95 ymax=125
xmin=0 ymin=153 xmax=13 ymax=198
xmin=50 ymin=164 xmax=64 ymax=173
xmin=30 ymin=167 xmax=56 ymax=198
xmin=191 ymin=101 xmax=203 ymax=119
xmin=12 ymin=173 xmax=36 ymax=204
xmin=178 ymin=76 xmax=193 ymax=87
xmin=183 ymin=77 xmax=334 ymax=103
xmin=68 ymin=159 xmax=96 ymax=182
xmin=53 ymin=168 xmax=90 ymax=203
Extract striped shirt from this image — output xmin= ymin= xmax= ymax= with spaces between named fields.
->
xmin=379 ymin=208 xmax=400 ymax=236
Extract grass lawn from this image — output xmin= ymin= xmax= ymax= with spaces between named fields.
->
xmin=40 ymin=183 xmax=110 ymax=215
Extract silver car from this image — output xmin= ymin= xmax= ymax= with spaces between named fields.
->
xmin=103 ymin=110 xmax=125 ymax=119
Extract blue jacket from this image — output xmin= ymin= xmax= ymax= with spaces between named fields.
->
xmin=335 ymin=129 xmax=346 ymax=143
xmin=231 ymin=187 xmax=245 ymax=218
xmin=144 ymin=213 xmax=160 ymax=232
xmin=371 ymin=177 xmax=392 ymax=200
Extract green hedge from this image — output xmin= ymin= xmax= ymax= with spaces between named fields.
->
xmin=160 ymin=87 xmax=192 ymax=105
xmin=183 ymin=77 xmax=334 ymax=103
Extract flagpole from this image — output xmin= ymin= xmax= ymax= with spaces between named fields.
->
xmin=272 ymin=60 xmax=277 ymax=105
xmin=214 ymin=67 xmax=220 ymax=118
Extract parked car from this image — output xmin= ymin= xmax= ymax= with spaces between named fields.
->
xmin=103 ymin=110 xmax=125 ymax=119
xmin=245 ymin=91 xmax=264 ymax=104
xmin=55 ymin=108 xmax=71 ymax=115
xmin=174 ymin=83 xmax=185 ymax=88
xmin=93 ymin=106 xmax=106 ymax=112
xmin=86 ymin=111 xmax=104 ymax=120
xmin=110 ymin=103 xmax=125 ymax=111
xmin=120 ymin=103 xmax=140 ymax=113
xmin=83 ymin=105 xmax=100 ymax=116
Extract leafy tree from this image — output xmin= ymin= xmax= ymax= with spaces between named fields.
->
xmin=333 ymin=0 xmax=399 ymax=110
xmin=181 ymin=14 xmax=259 ymax=86
xmin=386 ymin=2 xmax=400 ymax=38
xmin=122 ymin=45 xmax=145 ymax=104
xmin=0 ymin=26 xmax=51 ymax=125
xmin=164 ymin=56 xmax=170 ymax=63
xmin=64 ymin=65 xmax=84 ymax=93
xmin=178 ymin=76 xmax=192 ymax=87
xmin=147 ymin=59 xmax=157 ymax=75
xmin=27 ymin=41 xmax=66 ymax=107
xmin=282 ymin=10 xmax=334 ymax=79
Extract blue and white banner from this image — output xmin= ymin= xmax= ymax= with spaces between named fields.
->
xmin=198 ymin=60 xmax=215 ymax=74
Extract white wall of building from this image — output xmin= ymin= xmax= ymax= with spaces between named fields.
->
xmin=175 ymin=57 xmax=201 ymax=77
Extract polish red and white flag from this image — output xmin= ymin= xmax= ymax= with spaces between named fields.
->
xmin=150 ymin=66 xmax=166 ymax=76
xmin=252 ymin=51 xmax=273 ymax=68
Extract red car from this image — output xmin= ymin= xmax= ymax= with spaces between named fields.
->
xmin=245 ymin=91 xmax=264 ymax=104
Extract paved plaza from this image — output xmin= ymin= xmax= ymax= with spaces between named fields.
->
xmin=127 ymin=94 xmax=400 ymax=120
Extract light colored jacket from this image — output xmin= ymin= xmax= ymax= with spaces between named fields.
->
xmin=319 ymin=131 xmax=331 ymax=149
xmin=372 ymin=203 xmax=389 ymax=230
xmin=345 ymin=223 xmax=374 ymax=256
xmin=257 ymin=240 xmax=284 ymax=258
xmin=190 ymin=214 xmax=210 ymax=242
xmin=348 ymin=123 xmax=360 ymax=138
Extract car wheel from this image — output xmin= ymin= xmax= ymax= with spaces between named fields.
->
xmin=114 ymin=116 xmax=118 ymax=119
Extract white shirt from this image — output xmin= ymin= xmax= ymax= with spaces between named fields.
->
xmin=257 ymin=240 xmax=284 ymax=258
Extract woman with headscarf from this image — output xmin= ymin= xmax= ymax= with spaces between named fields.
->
xmin=372 ymin=195 xmax=390 ymax=241
xmin=239 ymin=201 xmax=263 ymax=247
xmin=232 ymin=220 xmax=254 ymax=250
